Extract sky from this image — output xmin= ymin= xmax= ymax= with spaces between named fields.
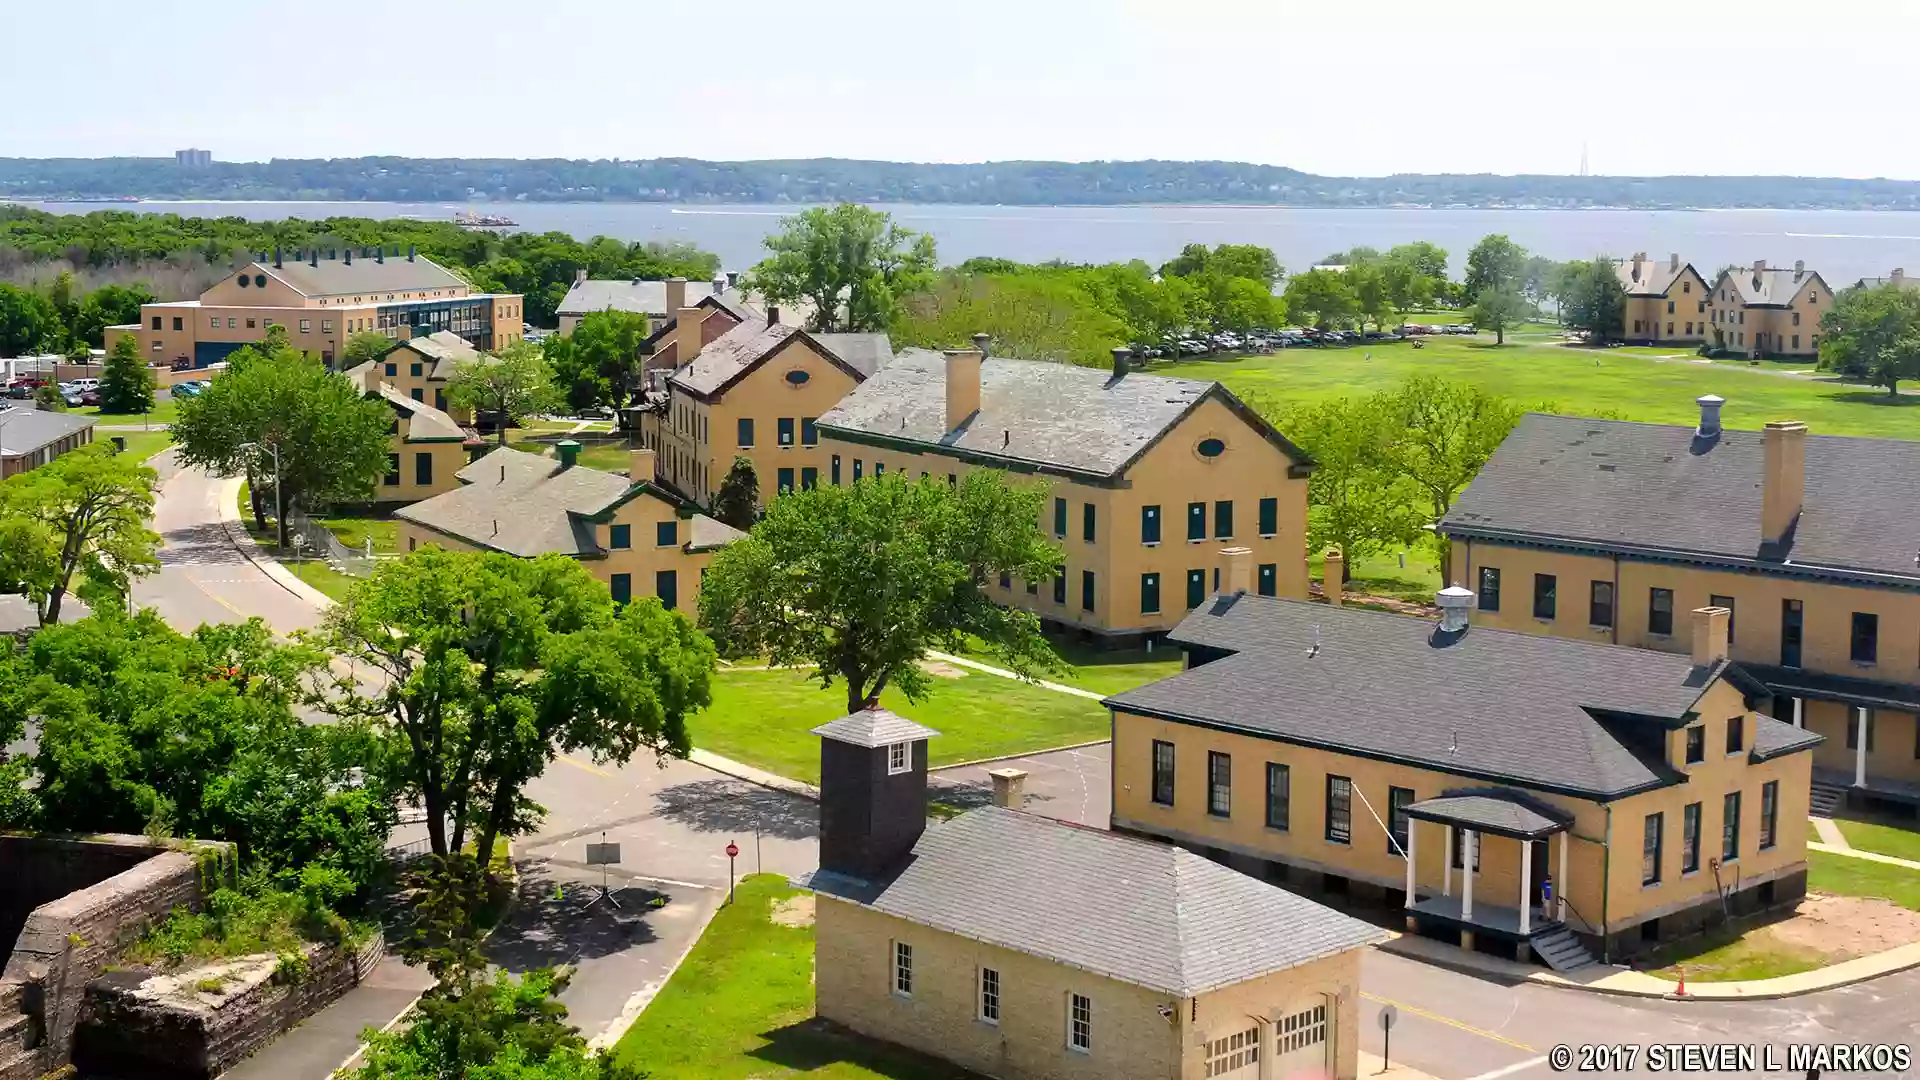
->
xmin=5 ymin=0 xmax=1910 ymax=178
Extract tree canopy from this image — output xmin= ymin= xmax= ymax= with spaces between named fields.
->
xmin=1257 ymin=393 xmax=1428 ymax=579
xmin=97 ymin=333 xmax=157 ymax=414
xmin=1819 ymin=282 xmax=1920 ymax=395
xmin=447 ymin=340 xmax=559 ymax=445
xmin=344 ymin=330 xmax=396 ymax=367
xmin=1282 ymin=269 xmax=1359 ymax=329
xmin=1557 ymin=258 xmax=1629 ymax=343
xmin=711 ymin=456 xmax=760 ymax=531
xmin=1463 ymin=234 xmax=1528 ymax=301
xmin=1469 ymin=289 xmax=1531 ymax=345
xmin=545 ymin=309 xmax=651 ymax=412
xmin=0 ymin=442 xmax=159 ymax=625
xmin=698 ymin=471 xmax=1061 ymax=714
xmin=749 ymin=204 xmax=937 ymax=332
xmin=1160 ymin=243 xmax=1284 ymax=289
xmin=895 ymin=270 xmax=1126 ymax=367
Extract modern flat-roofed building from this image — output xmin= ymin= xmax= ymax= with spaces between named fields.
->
xmin=0 ymin=408 xmax=97 ymax=477
xmin=104 ymin=248 xmax=523 ymax=372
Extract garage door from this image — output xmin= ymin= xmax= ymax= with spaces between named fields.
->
xmin=1203 ymin=1026 xmax=1260 ymax=1078
xmin=1273 ymin=1001 xmax=1329 ymax=1078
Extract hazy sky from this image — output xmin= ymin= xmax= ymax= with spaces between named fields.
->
xmin=7 ymin=0 xmax=1906 ymax=178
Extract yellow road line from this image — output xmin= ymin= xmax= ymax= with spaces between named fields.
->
xmin=1361 ymin=992 xmax=1538 ymax=1053
xmin=557 ymin=755 xmax=614 ymax=778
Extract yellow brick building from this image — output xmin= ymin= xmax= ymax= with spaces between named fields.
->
xmin=1440 ymin=400 xmax=1920 ymax=816
xmin=1705 ymin=261 xmax=1831 ymax=359
xmin=1106 ymin=570 xmax=1818 ymax=966
xmin=815 ymin=343 xmax=1313 ymax=645
xmin=1611 ymin=252 xmax=1711 ymax=345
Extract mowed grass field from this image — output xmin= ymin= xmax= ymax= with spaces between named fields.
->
xmin=1159 ymin=336 xmax=1918 ymax=439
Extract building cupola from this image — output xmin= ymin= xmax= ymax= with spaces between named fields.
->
xmin=811 ymin=707 xmax=940 ymax=880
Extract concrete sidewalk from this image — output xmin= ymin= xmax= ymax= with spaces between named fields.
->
xmin=1809 ymin=838 xmax=1920 ymax=870
xmin=214 ymin=473 xmax=339 ymax=611
xmin=220 ymin=955 xmax=433 ymax=1080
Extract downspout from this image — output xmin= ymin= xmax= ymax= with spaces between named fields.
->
xmin=1611 ymin=553 xmax=1621 ymax=645
xmin=1601 ymin=803 xmax=1613 ymax=965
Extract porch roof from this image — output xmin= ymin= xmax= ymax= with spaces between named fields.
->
xmin=1405 ymin=789 xmax=1573 ymax=841
xmin=1746 ymin=664 xmax=1920 ymax=716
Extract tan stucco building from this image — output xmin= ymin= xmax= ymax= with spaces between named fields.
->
xmin=815 ymin=344 xmax=1313 ymax=645
xmin=104 ymin=248 xmax=523 ymax=372
xmin=342 ymin=331 xmax=483 ymax=424
xmin=806 ymin=708 xmax=1385 ymax=1080
xmin=393 ymin=442 xmax=741 ymax=614
xmin=1611 ymin=253 xmax=1710 ymax=345
xmin=1106 ymin=573 xmax=1819 ymax=965
xmin=1440 ymin=400 xmax=1919 ymax=816
xmin=1705 ymin=261 xmax=1831 ymax=359
xmin=554 ymin=272 xmax=744 ymax=337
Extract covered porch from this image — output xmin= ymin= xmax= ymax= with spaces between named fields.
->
xmin=1756 ymin=666 xmax=1920 ymax=807
xmin=1401 ymin=790 xmax=1577 ymax=964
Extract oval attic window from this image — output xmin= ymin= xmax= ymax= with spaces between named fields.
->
xmin=784 ymin=369 xmax=811 ymax=386
xmin=1197 ymin=438 xmax=1226 ymax=458
xmin=254 ymin=274 xmax=268 ymax=288
xmin=236 ymin=275 xmax=249 ymax=287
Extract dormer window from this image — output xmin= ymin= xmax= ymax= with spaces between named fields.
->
xmin=887 ymin=742 xmax=910 ymax=775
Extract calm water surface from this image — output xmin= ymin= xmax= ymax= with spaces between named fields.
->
xmin=25 ymin=200 xmax=1920 ymax=285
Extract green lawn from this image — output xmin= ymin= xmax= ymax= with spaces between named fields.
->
xmin=691 ymin=667 xmax=1109 ymax=783
xmin=234 ymin=482 xmax=360 ymax=604
xmin=1161 ymin=337 xmax=1920 ymax=439
xmin=505 ymin=430 xmax=633 ymax=474
xmin=315 ymin=513 xmax=399 ymax=555
xmin=614 ymin=874 xmax=981 ymax=1080
xmin=1642 ymin=922 xmax=1831 ymax=982
xmin=955 ymin=635 xmax=1180 ymax=697
xmin=1807 ymin=850 xmax=1920 ymax=911
xmin=1834 ymin=819 xmax=1920 ymax=864
xmin=1310 ymin=544 xmax=1440 ymax=606
xmin=77 ymin=396 xmax=180 ymax=423
xmin=108 ymin=429 xmax=173 ymax=463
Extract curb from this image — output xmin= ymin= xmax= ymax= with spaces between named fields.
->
xmin=584 ymin=896 xmax=724 ymax=1053
xmin=931 ymin=740 xmax=1113 ymax=772
xmin=214 ymin=474 xmax=336 ymax=611
xmin=689 ymin=749 xmax=820 ymax=801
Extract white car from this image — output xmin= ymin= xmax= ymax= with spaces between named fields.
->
xmin=69 ymin=377 xmax=101 ymax=391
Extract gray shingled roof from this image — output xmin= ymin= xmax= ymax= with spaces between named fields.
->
xmin=817 ymin=350 xmax=1298 ymax=480
xmin=1405 ymin=791 xmax=1572 ymax=839
xmin=667 ymin=319 xmax=787 ymax=397
xmin=1612 ymin=256 xmax=1689 ymax=298
xmin=1715 ymin=266 xmax=1824 ymax=307
xmin=371 ymin=385 xmax=467 ymax=442
xmin=811 ymin=333 xmax=894 ymax=377
xmin=557 ymin=278 xmax=736 ymax=318
xmin=1440 ymin=413 xmax=1920 ymax=583
xmin=1110 ymin=594 xmax=1741 ymax=798
xmin=396 ymin=447 xmax=630 ymax=556
xmin=0 ymin=409 xmax=96 ymax=457
xmin=810 ymin=708 xmax=941 ymax=748
xmin=832 ymin=806 xmax=1386 ymax=996
xmin=688 ymin=514 xmax=746 ymax=552
xmin=1749 ymin=712 xmax=1826 ymax=762
xmin=400 ymin=331 xmax=483 ymax=379
xmin=258 ymin=255 xmax=467 ymax=299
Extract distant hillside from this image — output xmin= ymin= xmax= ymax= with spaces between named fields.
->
xmin=5 ymin=156 xmax=1920 ymax=210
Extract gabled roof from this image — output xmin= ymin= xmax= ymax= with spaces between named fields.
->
xmin=817 ymin=806 xmax=1386 ymax=997
xmin=557 ymin=278 xmax=720 ymax=318
xmin=816 ymin=350 xmax=1310 ymax=482
xmin=1440 ymin=413 xmax=1920 ymax=585
xmin=396 ymin=331 xmax=484 ymax=379
xmin=666 ymin=320 xmax=871 ymax=400
xmin=810 ymin=707 xmax=940 ymax=748
xmin=1106 ymin=593 xmax=1808 ymax=799
xmin=395 ymin=447 xmax=632 ymax=557
xmin=255 ymin=254 xmax=467 ymax=299
xmin=1714 ymin=265 xmax=1829 ymax=307
xmin=0 ymin=409 xmax=96 ymax=457
xmin=1611 ymin=256 xmax=1695 ymax=298
xmin=811 ymin=333 xmax=895 ymax=377
xmin=370 ymin=384 xmax=467 ymax=442
xmin=1405 ymin=790 xmax=1573 ymax=840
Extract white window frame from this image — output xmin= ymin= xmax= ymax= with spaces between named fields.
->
xmin=1204 ymin=1026 xmax=1261 ymax=1077
xmin=1067 ymin=992 xmax=1092 ymax=1053
xmin=978 ymin=966 xmax=1000 ymax=1024
xmin=893 ymin=940 xmax=913 ymax=997
xmin=886 ymin=741 xmax=910 ymax=775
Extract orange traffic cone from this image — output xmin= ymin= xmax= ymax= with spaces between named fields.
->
xmin=1675 ymin=967 xmax=1686 ymax=997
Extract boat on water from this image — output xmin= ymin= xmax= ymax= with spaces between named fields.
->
xmin=452 ymin=210 xmax=518 ymax=228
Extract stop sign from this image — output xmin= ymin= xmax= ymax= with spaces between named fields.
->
xmin=726 ymin=842 xmax=739 ymax=858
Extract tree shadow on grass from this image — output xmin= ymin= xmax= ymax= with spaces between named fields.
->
xmin=748 ymin=1017 xmax=988 ymax=1079
xmin=1832 ymin=391 xmax=1920 ymax=407
xmin=649 ymin=775 xmax=819 ymax=841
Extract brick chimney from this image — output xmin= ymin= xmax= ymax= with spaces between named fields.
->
xmin=674 ymin=306 xmax=707 ymax=363
xmin=1669 ymin=252 xmax=1680 ymax=273
xmin=630 ymin=446 xmax=656 ymax=484
xmin=943 ymin=344 xmax=983 ymax=431
xmin=1322 ymin=547 xmax=1345 ymax=606
xmin=1794 ymin=259 xmax=1805 ymax=279
xmin=663 ymin=277 xmax=686 ymax=315
xmin=1761 ymin=420 xmax=1808 ymax=549
xmin=1630 ymin=252 xmax=1646 ymax=282
xmin=989 ymin=768 xmax=1028 ymax=810
xmin=1691 ymin=606 xmax=1731 ymax=668
xmin=1221 ymin=546 xmax=1252 ymax=596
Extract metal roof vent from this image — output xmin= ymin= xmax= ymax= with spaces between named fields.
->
xmin=1436 ymin=585 xmax=1475 ymax=632
xmin=1696 ymin=394 xmax=1725 ymax=437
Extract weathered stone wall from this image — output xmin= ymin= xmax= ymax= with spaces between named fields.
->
xmin=74 ymin=932 xmax=385 ymax=1080
xmin=0 ymin=833 xmax=163 ymax=965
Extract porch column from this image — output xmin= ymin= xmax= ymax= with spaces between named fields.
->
xmin=1557 ymin=830 xmax=1569 ymax=922
xmin=1404 ymin=819 xmax=1417 ymax=908
xmin=1791 ymin=696 xmax=1803 ymax=728
xmin=1443 ymin=827 xmax=1453 ymax=897
xmin=1255 ymin=1017 xmax=1275 ymax=1080
xmin=1854 ymin=706 xmax=1869 ymax=788
xmin=1461 ymin=830 xmax=1475 ymax=920
xmin=1518 ymin=838 xmax=1532 ymax=935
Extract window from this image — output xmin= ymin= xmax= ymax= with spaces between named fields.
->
xmin=1068 ymin=993 xmax=1091 ymax=1053
xmin=410 ymin=362 xmax=423 ymax=377
xmin=609 ymin=524 xmax=631 ymax=549
xmin=1643 ymin=812 xmax=1664 ymax=886
xmin=1780 ymin=599 xmax=1804 ymax=667
xmin=1141 ymin=505 xmax=1161 ymax=544
xmin=1257 ymin=563 xmax=1276 ymax=597
xmin=435 ymin=390 xmax=446 ymax=410
xmin=1685 ymin=725 xmax=1705 ymax=765
xmin=1792 ymin=312 xmax=1801 ymax=326
xmin=655 ymin=520 xmax=677 ymax=547
xmin=414 ymin=452 xmax=433 ymax=487
xmin=1187 ymin=569 xmax=1206 ymax=609
xmin=384 ymin=453 xmax=400 ymax=486
xmin=1702 ymin=594 xmax=1735 ymax=644
xmin=172 ymin=315 xmax=186 ymax=332
xmin=1726 ymin=715 xmax=1744 ymax=754
xmin=1451 ymin=827 xmax=1480 ymax=870
xmin=1666 ymin=323 xmax=1674 ymax=335
xmin=1648 ymin=588 xmax=1674 ymax=635
xmin=209 ymin=315 xmax=219 ymax=330
xmin=1205 ymin=1027 xmax=1260 ymax=1078
xmin=1053 ymin=498 xmax=1068 ymax=537
xmin=1140 ymin=572 xmax=1161 ymax=614
xmin=1478 ymin=567 xmax=1501 ymax=611
xmin=1255 ymin=497 xmax=1280 ymax=538
xmin=801 ymin=467 xmax=817 ymax=490
xmin=1052 ymin=565 xmax=1066 ymax=605
xmin=1214 ymin=500 xmax=1233 ymax=539
xmin=1722 ymin=792 xmax=1741 ymax=862
xmin=893 ymin=941 xmax=913 ymax=996
xmin=610 ymin=573 xmax=631 ymax=605
xmin=1667 ymin=300 xmax=1675 ymax=314
xmin=1682 ymin=802 xmax=1701 ymax=874
xmin=1187 ymin=502 xmax=1206 ymax=541
xmin=1388 ymin=786 xmax=1413 ymax=856
xmin=246 ymin=318 xmax=257 ymax=329
xmin=385 ymin=362 xmax=397 ymax=377
xmin=1792 ymin=335 xmax=1800 ymax=350
xmin=1081 ymin=570 xmax=1095 ymax=612
xmin=1532 ymin=573 xmax=1556 ymax=620
xmin=1589 ymin=580 xmax=1614 ymax=628
xmin=229 ymin=317 xmax=237 ymax=328
xmin=801 ymin=417 xmax=818 ymax=445
xmin=1683 ymin=280 xmax=1692 ymax=294
xmin=150 ymin=315 xmax=161 ymax=330
xmin=1025 ymin=578 xmax=1037 ymax=595
xmin=998 ymin=570 xmax=1011 ymax=590
xmin=737 ymin=418 xmax=754 ymax=447
xmin=979 ymin=968 xmax=1000 ymax=1024
xmin=777 ymin=417 xmax=795 ymax=446
xmin=1207 ymin=751 xmax=1232 ymax=817
xmin=322 ymin=319 xmax=333 ymax=333
xmin=1759 ymin=781 xmax=1778 ymax=850
xmin=410 ymin=388 xmax=423 ymax=403
xmin=832 ymin=455 xmax=842 ymax=485
xmin=1083 ymin=503 xmax=1096 ymax=543
xmin=887 ymin=741 xmax=910 ymax=775
xmin=1851 ymin=612 xmax=1879 ymax=664
xmin=777 ymin=467 xmax=794 ymax=494
xmin=1264 ymin=762 xmax=1290 ymax=830
xmin=1325 ymin=776 xmax=1351 ymax=844
xmin=655 ymin=569 xmax=678 ymax=611
xmin=1151 ymin=740 xmax=1176 ymax=805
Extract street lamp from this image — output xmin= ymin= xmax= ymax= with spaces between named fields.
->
xmin=239 ymin=439 xmax=284 ymax=548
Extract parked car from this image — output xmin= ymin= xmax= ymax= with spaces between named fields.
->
xmin=70 ymin=377 xmax=101 ymax=391
xmin=171 ymin=380 xmax=205 ymax=397
xmin=1177 ymin=339 xmax=1207 ymax=356
xmin=80 ymin=388 xmax=102 ymax=406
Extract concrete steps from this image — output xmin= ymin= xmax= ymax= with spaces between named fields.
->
xmin=1809 ymin=781 xmax=1847 ymax=817
xmin=1533 ymin=927 xmax=1596 ymax=973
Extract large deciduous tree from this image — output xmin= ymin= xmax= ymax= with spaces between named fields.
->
xmin=698 ymin=472 xmax=1061 ymax=715
xmin=1819 ymin=282 xmax=1920 ymax=396
xmin=171 ymin=341 xmax=393 ymax=546
xmin=447 ymin=340 xmax=559 ymax=446
xmin=711 ymin=456 xmax=760 ymax=531
xmin=562 ymin=309 xmax=652 ymax=412
xmin=1469 ymin=289 xmax=1530 ymax=345
xmin=344 ymin=331 xmax=396 ymax=368
xmin=1463 ymin=234 xmax=1528 ymax=302
xmin=1374 ymin=375 xmax=1525 ymax=523
xmin=317 ymin=548 xmax=716 ymax=867
xmin=1558 ymin=258 xmax=1630 ymax=344
xmin=97 ymin=333 xmax=157 ymax=415
xmin=0 ymin=443 xmax=159 ymax=625
xmin=1281 ymin=269 xmax=1358 ymax=329
xmin=750 ymin=204 xmax=937 ymax=333
xmin=1256 ymin=393 xmax=1427 ymax=581
xmin=71 ymin=284 xmax=155 ymax=347
xmin=0 ymin=284 xmax=61 ymax=355
xmin=895 ymin=271 xmax=1126 ymax=367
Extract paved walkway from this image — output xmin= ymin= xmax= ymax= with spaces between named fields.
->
xmin=221 ymin=955 xmax=434 ymax=1080
xmin=924 ymin=649 xmax=1106 ymax=700
xmin=1810 ymin=815 xmax=1849 ymax=848
xmin=1809 ymin=839 xmax=1920 ymax=870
